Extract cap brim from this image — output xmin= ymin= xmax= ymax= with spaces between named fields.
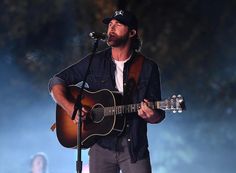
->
xmin=103 ymin=17 xmax=112 ymax=24
xmin=103 ymin=16 xmax=134 ymax=29
xmin=103 ymin=16 xmax=127 ymax=26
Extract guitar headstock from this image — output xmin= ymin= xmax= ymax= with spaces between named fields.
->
xmin=162 ymin=95 xmax=186 ymax=113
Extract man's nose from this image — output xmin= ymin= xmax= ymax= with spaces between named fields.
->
xmin=109 ymin=24 xmax=116 ymax=30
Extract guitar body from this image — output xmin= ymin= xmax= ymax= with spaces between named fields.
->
xmin=56 ymin=86 xmax=126 ymax=149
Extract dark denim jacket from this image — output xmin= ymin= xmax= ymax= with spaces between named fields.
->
xmin=48 ymin=48 xmax=165 ymax=162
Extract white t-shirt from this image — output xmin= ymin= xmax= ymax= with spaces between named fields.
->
xmin=113 ymin=55 xmax=132 ymax=93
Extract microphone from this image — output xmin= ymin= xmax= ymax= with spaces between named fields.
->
xmin=89 ymin=32 xmax=107 ymax=41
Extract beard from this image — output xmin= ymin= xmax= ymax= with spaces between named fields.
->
xmin=107 ymin=32 xmax=129 ymax=47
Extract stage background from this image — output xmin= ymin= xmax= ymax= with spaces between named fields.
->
xmin=0 ymin=0 xmax=235 ymax=173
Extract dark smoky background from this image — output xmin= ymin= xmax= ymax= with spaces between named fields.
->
xmin=0 ymin=0 xmax=235 ymax=173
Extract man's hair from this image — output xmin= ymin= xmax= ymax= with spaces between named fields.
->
xmin=131 ymin=33 xmax=142 ymax=52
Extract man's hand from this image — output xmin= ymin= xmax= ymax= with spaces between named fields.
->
xmin=72 ymin=107 xmax=89 ymax=124
xmin=63 ymin=102 xmax=89 ymax=124
xmin=138 ymin=99 xmax=164 ymax=123
xmin=50 ymin=84 xmax=89 ymax=124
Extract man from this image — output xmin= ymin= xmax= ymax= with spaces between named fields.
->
xmin=30 ymin=152 xmax=48 ymax=173
xmin=49 ymin=10 xmax=165 ymax=173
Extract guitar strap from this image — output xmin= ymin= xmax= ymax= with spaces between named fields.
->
xmin=129 ymin=52 xmax=144 ymax=86
xmin=123 ymin=52 xmax=144 ymax=104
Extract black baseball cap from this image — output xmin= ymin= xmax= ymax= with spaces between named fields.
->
xmin=103 ymin=10 xmax=138 ymax=31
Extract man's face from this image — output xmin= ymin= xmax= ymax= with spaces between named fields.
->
xmin=31 ymin=156 xmax=44 ymax=173
xmin=107 ymin=19 xmax=130 ymax=47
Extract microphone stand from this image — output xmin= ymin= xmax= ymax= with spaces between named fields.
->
xmin=71 ymin=38 xmax=100 ymax=173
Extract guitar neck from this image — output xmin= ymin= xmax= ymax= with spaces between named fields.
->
xmin=92 ymin=94 xmax=184 ymax=117
xmin=104 ymin=101 xmax=167 ymax=116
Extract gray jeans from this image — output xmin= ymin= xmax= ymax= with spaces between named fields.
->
xmin=89 ymin=136 xmax=151 ymax=173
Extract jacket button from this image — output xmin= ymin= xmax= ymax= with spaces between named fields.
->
xmin=128 ymin=138 xmax=131 ymax=142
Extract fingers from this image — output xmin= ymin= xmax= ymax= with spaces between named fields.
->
xmin=141 ymin=100 xmax=152 ymax=114
xmin=138 ymin=107 xmax=147 ymax=119
xmin=82 ymin=107 xmax=88 ymax=114
xmin=138 ymin=101 xmax=148 ymax=119
xmin=138 ymin=99 xmax=154 ymax=120
xmin=72 ymin=107 xmax=89 ymax=124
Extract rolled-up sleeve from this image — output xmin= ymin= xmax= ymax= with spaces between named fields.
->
xmin=48 ymin=76 xmax=66 ymax=92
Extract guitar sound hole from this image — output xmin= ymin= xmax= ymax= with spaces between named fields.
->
xmin=90 ymin=104 xmax=104 ymax=123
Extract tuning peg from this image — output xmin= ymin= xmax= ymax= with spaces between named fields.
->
xmin=178 ymin=110 xmax=182 ymax=113
xmin=177 ymin=95 xmax=183 ymax=102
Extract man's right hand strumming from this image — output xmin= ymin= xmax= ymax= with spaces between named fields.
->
xmin=50 ymin=84 xmax=88 ymax=123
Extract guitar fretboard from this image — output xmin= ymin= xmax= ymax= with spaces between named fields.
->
xmin=101 ymin=101 xmax=169 ymax=116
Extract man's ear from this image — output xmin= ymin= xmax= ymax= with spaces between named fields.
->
xmin=129 ymin=29 xmax=137 ymax=38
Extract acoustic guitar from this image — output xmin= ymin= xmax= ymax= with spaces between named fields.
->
xmin=55 ymin=86 xmax=185 ymax=149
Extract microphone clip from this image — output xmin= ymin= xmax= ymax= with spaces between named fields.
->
xmin=89 ymin=32 xmax=107 ymax=41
